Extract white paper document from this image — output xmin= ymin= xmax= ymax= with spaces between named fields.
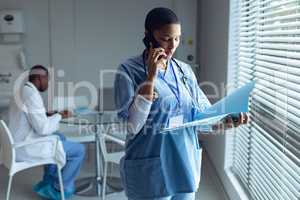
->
xmin=161 ymin=81 xmax=255 ymax=133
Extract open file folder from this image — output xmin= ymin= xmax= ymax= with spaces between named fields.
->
xmin=161 ymin=81 xmax=256 ymax=133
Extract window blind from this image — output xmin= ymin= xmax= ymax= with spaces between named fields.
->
xmin=229 ymin=0 xmax=300 ymax=200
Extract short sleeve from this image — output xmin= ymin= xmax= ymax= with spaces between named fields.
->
xmin=181 ymin=66 xmax=213 ymax=132
xmin=185 ymin=65 xmax=211 ymax=113
xmin=114 ymin=64 xmax=135 ymax=119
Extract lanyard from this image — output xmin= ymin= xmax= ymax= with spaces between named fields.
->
xmin=142 ymin=51 xmax=196 ymax=109
xmin=159 ymin=61 xmax=181 ymax=108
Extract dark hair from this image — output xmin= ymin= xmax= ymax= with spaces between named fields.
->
xmin=29 ymin=65 xmax=48 ymax=82
xmin=143 ymin=7 xmax=180 ymax=48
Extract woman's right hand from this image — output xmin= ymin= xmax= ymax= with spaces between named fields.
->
xmin=146 ymin=44 xmax=167 ymax=80
xmin=138 ymin=44 xmax=167 ymax=101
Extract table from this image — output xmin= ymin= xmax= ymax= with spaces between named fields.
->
xmin=60 ymin=112 xmax=124 ymax=197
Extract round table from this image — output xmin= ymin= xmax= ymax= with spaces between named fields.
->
xmin=60 ymin=112 xmax=124 ymax=197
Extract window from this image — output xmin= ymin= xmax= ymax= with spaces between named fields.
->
xmin=228 ymin=0 xmax=300 ymax=199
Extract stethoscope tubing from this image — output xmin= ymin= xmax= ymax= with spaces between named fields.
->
xmin=142 ymin=50 xmax=201 ymax=110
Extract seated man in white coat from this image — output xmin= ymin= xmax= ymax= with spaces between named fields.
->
xmin=8 ymin=65 xmax=85 ymax=199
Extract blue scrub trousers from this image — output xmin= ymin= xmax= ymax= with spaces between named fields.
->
xmin=128 ymin=192 xmax=195 ymax=200
xmin=42 ymin=133 xmax=85 ymax=192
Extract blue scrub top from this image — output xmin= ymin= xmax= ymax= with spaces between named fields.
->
xmin=114 ymin=53 xmax=211 ymax=199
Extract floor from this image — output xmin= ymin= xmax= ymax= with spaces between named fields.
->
xmin=0 ymin=149 xmax=228 ymax=200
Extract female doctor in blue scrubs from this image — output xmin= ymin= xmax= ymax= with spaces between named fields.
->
xmin=114 ymin=7 xmax=248 ymax=200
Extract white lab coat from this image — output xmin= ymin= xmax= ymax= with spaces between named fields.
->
xmin=8 ymin=82 xmax=66 ymax=167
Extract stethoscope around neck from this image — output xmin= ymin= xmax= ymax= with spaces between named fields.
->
xmin=142 ymin=50 xmax=201 ymax=109
xmin=142 ymin=50 xmax=189 ymax=86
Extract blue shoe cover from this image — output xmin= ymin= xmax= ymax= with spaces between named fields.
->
xmin=33 ymin=181 xmax=50 ymax=193
xmin=36 ymin=184 xmax=61 ymax=200
xmin=64 ymin=187 xmax=75 ymax=199
xmin=35 ymin=184 xmax=74 ymax=200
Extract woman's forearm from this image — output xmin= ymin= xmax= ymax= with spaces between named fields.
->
xmin=127 ymin=94 xmax=152 ymax=135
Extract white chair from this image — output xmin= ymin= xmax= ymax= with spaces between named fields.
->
xmin=99 ymin=129 xmax=125 ymax=200
xmin=0 ymin=120 xmax=65 ymax=200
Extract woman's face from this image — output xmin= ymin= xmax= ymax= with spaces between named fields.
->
xmin=153 ymin=23 xmax=181 ymax=59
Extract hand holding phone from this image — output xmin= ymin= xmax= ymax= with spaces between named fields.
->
xmin=147 ymin=46 xmax=167 ymax=78
xmin=144 ymin=34 xmax=166 ymax=77
xmin=145 ymin=32 xmax=165 ymax=60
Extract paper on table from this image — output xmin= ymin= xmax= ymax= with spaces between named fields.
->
xmin=161 ymin=81 xmax=255 ymax=133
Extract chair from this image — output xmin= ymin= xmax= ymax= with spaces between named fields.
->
xmin=98 ymin=88 xmax=127 ymax=199
xmin=99 ymin=125 xmax=125 ymax=200
xmin=0 ymin=120 xmax=65 ymax=200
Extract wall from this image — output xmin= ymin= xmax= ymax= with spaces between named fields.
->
xmin=197 ymin=0 xmax=231 ymax=197
xmin=0 ymin=0 xmax=51 ymax=119
xmin=174 ymin=0 xmax=198 ymax=65
xmin=51 ymin=0 xmax=173 ymax=89
xmin=0 ymin=0 xmax=198 ymax=110
xmin=0 ymin=0 xmax=51 ymax=67
xmin=50 ymin=0 xmax=198 ymax=101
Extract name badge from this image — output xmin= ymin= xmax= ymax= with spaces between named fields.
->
xmin=169 ymin=115 xmax=184 ymax=128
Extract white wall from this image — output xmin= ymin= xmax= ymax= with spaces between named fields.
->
xmin=50 ymin=0 xmax=198 ymax=92
xmin=174 ymin=0 xmax=198 ymax=65
xmin=0 ymin=0 xmax=51 ymax=83
xmin=197 ymin=0 xmax=231 ymax=197
xmin=0 ymin=0 xmax=198 ymax=109
xmin=50 ymin=0 xmax=173 ymax=89
xmin=0 ymin=0 xmax=51 ymax=118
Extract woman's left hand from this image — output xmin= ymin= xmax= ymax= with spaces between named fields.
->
xmin=212 ymin=112 xmax=249 ymax=131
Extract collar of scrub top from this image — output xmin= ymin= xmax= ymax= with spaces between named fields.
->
xmin=142 ymin=50 xmax=189 ymax=88
xmin=142 ymin=50 xmax=201 ymax=110
xmin=142 ymin=50 xmax=182 ymax=108
xmin=160 ymin=61 xmax=181 ymax=108
xmin=142 ymin=50 xmax=184 ymax=76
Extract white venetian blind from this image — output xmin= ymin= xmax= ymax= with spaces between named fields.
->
xmin=229 ymin=0 xmax=300 ymax=199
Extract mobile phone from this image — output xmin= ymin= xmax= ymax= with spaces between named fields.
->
xmin=144 ymin=33 xmax=161 ymax=49
xmin=148 ymin=33 xmax=165 ymax=61
xmin=149 ymin=33 xmax=161 ymax=48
